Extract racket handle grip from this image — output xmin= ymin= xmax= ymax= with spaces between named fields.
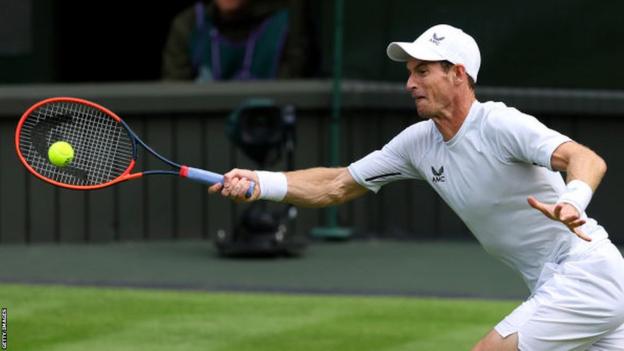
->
xmin=182 ymin=166 xmax=254 ymax=198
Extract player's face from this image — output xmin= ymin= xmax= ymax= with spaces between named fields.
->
xmin=405 ymin=59 xmax=455 ymax=119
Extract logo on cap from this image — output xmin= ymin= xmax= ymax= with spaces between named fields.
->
xmin=429 ymin=33 xmax=445 ymax=46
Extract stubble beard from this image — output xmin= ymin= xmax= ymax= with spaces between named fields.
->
xmin=415 ymin=101 xmax=433 ymax=120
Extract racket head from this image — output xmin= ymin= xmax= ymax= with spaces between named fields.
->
xmin=15 ymin=97 xmax=139 ymax=190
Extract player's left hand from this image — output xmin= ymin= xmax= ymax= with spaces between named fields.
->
xmin=527 ymin=196 xmax=591 ymax=241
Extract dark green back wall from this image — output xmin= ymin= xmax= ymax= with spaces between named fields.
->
xmin=0 ymin=0 xmax=58 ymax=83
xmin=317 ymin=0 xmax=624 ymax=89
xmin=1 ymin=0 xmax=622 ymax=89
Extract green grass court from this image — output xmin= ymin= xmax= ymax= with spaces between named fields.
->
xmin=0 ymin=284 xmax=518 ymax=351
xmin=1 ymin=240 xmax=621 ymax=349
xmin=0 ymin=240 xmax=532 ymax=350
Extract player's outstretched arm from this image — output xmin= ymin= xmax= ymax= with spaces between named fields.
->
xmin=528 ymin=141 xmax=607 ymax=242
xmin=283 ymin=167 xmax=368 ymax=207
xmin=209 ymin=167 xmax=368 ymax=208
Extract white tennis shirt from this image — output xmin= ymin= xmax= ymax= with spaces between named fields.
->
xmin=348 ymin=100 xmax=608 ymax=292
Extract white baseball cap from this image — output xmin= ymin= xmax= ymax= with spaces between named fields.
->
xmin=387 ymin=24 xmax=481 ymax=82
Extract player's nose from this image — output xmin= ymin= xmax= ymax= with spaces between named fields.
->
xmin=405 ymin=75 xmax=418 ymax=92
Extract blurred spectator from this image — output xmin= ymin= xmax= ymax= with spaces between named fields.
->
xmin=162 ymin=0 xmax=317 ymax=81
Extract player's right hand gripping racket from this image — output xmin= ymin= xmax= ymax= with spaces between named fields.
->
xmin=15 ymin=96 xmax=254 ymax=196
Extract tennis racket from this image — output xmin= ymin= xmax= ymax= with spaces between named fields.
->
xmin=15 ymin=96 xmax=254 ymax=196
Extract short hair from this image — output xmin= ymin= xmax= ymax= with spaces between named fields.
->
xmin=440 ymin=60 xmax=475 ymax=91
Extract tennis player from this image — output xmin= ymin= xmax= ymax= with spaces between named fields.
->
xmin=210 ymin=24 xmax=624 ymax=350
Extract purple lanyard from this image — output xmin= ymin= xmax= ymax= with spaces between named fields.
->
xmin=209 ymin=29 xmax=253 ymax=80
xmin=209 ymin=16 xmax=272 ymax=80
xmin=194 ymin=2 xmax=279 ymax=80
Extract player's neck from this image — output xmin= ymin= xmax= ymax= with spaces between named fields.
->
xmin=432 ymin=93 xmax=475 ymax=141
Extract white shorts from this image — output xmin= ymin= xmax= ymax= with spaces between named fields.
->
xmin=495 ymin=239 xmax=624 ymax=351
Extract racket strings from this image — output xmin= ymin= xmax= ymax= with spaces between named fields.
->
xmin=18 ymin=101 xmax=134 ymax=186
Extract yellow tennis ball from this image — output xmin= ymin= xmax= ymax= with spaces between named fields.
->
xmin=48 ymin=141 xmax=74 ymax=167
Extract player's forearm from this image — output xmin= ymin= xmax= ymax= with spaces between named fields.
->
xmin=551 ymin=142 xmax=607 ymax=191
xmin=564 ymin=149 xmax=607 ymax=192
xmin=549 ymin=142 xmax=607 ymax=215
xmin=283 ymin=167 xmax=363 ymax=208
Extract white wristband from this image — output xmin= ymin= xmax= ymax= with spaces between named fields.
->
xmin=557 ymin=179 xmax=593 ymax=216
xmin=255 ymin=171 xmax=288 ymax=201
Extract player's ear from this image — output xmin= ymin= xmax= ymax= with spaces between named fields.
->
xmin=452 ymin=65 xmax=467 ymax=86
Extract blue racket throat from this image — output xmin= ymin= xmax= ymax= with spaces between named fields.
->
xmin=179 ymin=166 xmax=255 ymax=198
